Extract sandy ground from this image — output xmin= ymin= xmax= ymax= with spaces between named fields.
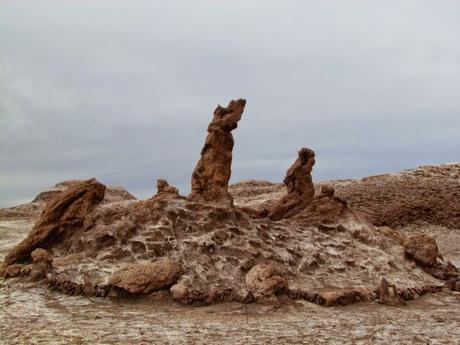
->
xmin=1 ymin=220 xmax=460 ymax=345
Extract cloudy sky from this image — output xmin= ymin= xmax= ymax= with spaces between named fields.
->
xmin=1 ymin=1 xmax=459 ymax=207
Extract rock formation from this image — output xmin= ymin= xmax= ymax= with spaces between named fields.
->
xmin=2 ymin=178 xmax=105 ymax=267
xmin=189 ymin=99 xmax=246 ymax=205
xmin=0 ymin=180 xmax=135 ymax=220
xmin=1 ymin=98 xmax=459 ymax=309
xmin=267 ymin=147 xmax=315 ymax=220
xmin=152 ymin=179 xmax=181 ymax=200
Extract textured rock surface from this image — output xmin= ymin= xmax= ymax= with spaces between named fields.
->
xmin=1 ymin=191 xmax=447 ymax=304
xmin=2 ymin=178 xmax=106 ymax=266
xmin=331 ymin=163 xmax=460 ymax=229
xmin=189 ymin=99 xmax=246 ymax=205
xmin=404 ymin=233 xmax=439 ymax=267
xmin=2 ymin=160 xmax=459 ymax=306
xmin=245 ymin=262 xmax=287 ymax=298
xmin=231 ymin=163 xmax=460 ymax=229
xmin=152 ymin=179 xmax=181 ymax=200
xmin=267 ymin=148 xmax=316 ymax=220
xmin=110 ymin=259 xmax=184 ymax=293
xmin=1 ymin=161 xmax=460 ymax=343
xmin=0 ymin=180 xmax=135 ymax=219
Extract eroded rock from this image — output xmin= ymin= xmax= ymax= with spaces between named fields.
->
xmin=376 ymin=278 xmax=406 ymax=306
xmin=152 ymin=179 xmax=181 ymax=200
xmin=30 ymin=248 xmax=54 ymax=280
xmin=189 ymin=99 xmax=246 ymax=205
xmin=2 ymin=178 xmax=106 ymax=267
xmin=268 ymin=148 xmax=316 ymax=220
xmin=245 ymin=262 xmax=287 ymax=298
xmin=110 ymin=259 xmax=184 ymax=294
xmin=404 ymin=233 xmax=439 ymax=267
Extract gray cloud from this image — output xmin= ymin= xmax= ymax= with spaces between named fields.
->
xmin=1 ymin=1 xmax=459 ymax=207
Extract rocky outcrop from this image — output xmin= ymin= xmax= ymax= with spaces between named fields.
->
xmin=2 ymin=178 xmax=105 ymax=267
xmin=152 ymin=179 xmax=181 ymax=200
xmin=110 ymin=259 xmax=184 ymax=294
xmin=0 ymin=180 xmax=135 ymax=220
xmin=189 ymin=99 xmax=246 ymax=205
xmin=267 ymin=148 xmax=316 ymax=220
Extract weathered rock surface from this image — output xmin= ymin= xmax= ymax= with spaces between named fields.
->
xmin=152 ymin=179 xmax=181 ymax=200
xmin=331 ymin=163 xmax=460 ymax=229
xmin=404 ymin=233 xmax=439 ymax=267
xmin=231 ymin=163 xmax=460 ymax=229
xmin=189 ymin=99 xmax=246 ymax=205
xmin=2 ymin=178 xmax=106 ymax=267
xmin=376 ymin=278 xmax=406 ymax=306
xmin=245 ymin=262 xmax=287 ymax=298
xmin=267 ymin=148 xmax=316 ymax=220
xmin=30 ymin=248 xmax=54 ymax=280
xmin=110 ymin=259 xmax=184 ymax=294
xmin=0 ymin=180 xmax=135 ymax=219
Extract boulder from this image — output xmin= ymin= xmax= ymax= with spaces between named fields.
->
xmin=31 ymin=248 xmax=53 ymax=263
xmin=189 ymin=99 xmax=246 ymax=205
xmin=245 ymin=262 xmax=287 ymax=298
xmin=110 ymin=259 xmax=184 ymax=294
xmin=30 ymin=248 xmax=54 ymax=281
xmin=404 ymin=233 xmax=439 ymax=267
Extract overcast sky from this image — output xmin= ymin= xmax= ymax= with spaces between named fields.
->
xmin=1 ymin=1 xmax=459 ymax=207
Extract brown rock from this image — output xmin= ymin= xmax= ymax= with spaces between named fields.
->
xmin=404 ymin=233 xmax=439 ymax=267
xmin=268 ymin=148 xmax=315 ymax=220
xmin=189 ymin=99 xmax=246 ymax=205
xmin=320 ymin=184 xmax=335 ymax=198
xmin=376 ymin=278 xmax=406 ymax=306
xmin=1 ymin=263 xmax=31 ymax=278
xmin=3 ymin=178 xmax=106 ymax=266
xmin=152 ymin=179 xmax=181 ymax=200
xmin=245 ymin=262 xmax=287 ymax=298
xmin=31 ymin=248 xmax=53 ymax=263
xmin=317 ymin=289 xmax=365 ymax=306
xmin=29 ymin=248 xmax=54 ymax=281
xmin=110 ymin=258 xmax=184 ymax=294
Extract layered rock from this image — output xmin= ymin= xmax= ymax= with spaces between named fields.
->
xmin=0 ymin=180 xmax=135 ymax=219
xmin=2 ymin=178 xmax=106 ymax=267
xmin=267 ymin=148 xmax=316 ymax=220
xmin=189 ymin=99 xmax=246 ymax=205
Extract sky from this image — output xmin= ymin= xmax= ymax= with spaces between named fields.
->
xmin=1 ymin=1 xmax=459 ymax=207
